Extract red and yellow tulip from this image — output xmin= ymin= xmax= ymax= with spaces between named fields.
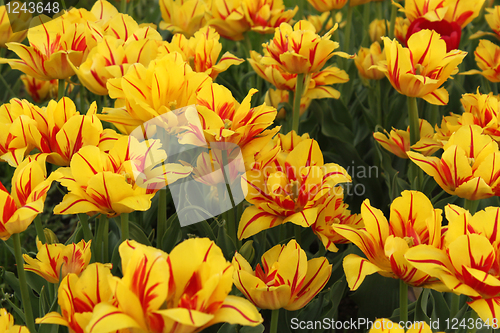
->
xmin=0 ymin=98 xmax=39 ymax=166
xmin=233 ymin=239 xmax=332 ymax=310
xmin=355 ymin=42 xmax=386 ymax=81
xmin=72 ymin=32 xmax=163 ymax=95
xmin=406 ymin=205 xmax=500 ymax=326
xmin=462 ymin=39 xmax=500 ymax=83
xmin=242 ymin=0 xmax=297 ymax=34
xmin=408 ymin=125 xmax=500 ymax=200
xmin=209 ymin=0 xmax=250 ymax=41
xmin=312 ymin=192 xmax=363 ymax=252
xmin=0 ymin=16 xmax=91 ymax=80
xmin=333 ymin=191 xmax=445 ymax=290
xmin=87 ymin=239 xmax=263 ymax=333
xmin=159 ymin=0 xmax=210 ymax=37
xmin=20 ymin=75 xmax=72 ymax=103
xmin=37 ymin=263 xmax=115 ymax=333
xmin=54 ymin=135 xmax=191 ymax=217
xmin=25 ymin=98 xmax=120 ymax=166
xmin=369 ymin=19 xmax=386 ymax=43
xmin=0 ymin=2 xmax=30 ymax=48
xmin=23 ymin=240 xmax=92 ymax=284
xmin=158 ymin=26 xmax=244 ymax=80
xmin=261 ymin=20 xmax=351 ymax=74
xmin=372 ymin=29 xmax=467 ymax=105
xmin=0 ymin=308 xmax=29 ymax=333
xmin=0 ymin=156 xmax=59 ymax=240
xmin=249 ymin=50 xmax=349 ymax=98
xmin=238 ymin=131 xmax=351 ymax=239
xmin=101 ymin=52 xmax=212 ymax=134
xmin=373 ymin=119 xmax=442 ymax=159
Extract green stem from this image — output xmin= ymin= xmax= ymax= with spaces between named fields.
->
xmin=120 ymin=213 xmax=129 ymax=242
xmin=58 ymin=79 xmax=65 ymax=100
xmin=157 ymin=189 xmax=167 ymax=249
xmin=375 ymin=81 xmax=382 ymax=128
xmin=121 ymin=0 xmax=127 ymax=14
xmin=270 ymin=309 xmax=279 ymax=333
xmin=400 ymin=280 xmax=408 ymax=323
xmin=34 ymin=215 xmax=46 ymax=244
xmin=285 ymin=90 xmax=294 ymax=134
xmin=464 ymin=199 xmax=479 ymax=215
xmin=450 ymin=293 xmax=460 ymax=318
xmin=78 ymin=213 xmax=93 ymax=242
xmin=408 ymin=96 xmax=423 ymax=190
xmin=388 ymin=2 xmax=398 ymax=39
xmin=344 ymin=5 xmax=353 ymax=53
xmin=12 ymin=234 xmax=37 ymax=333
xmin=102 ymin=216 xmax=108 ymax=263
xmin=220 ymin=151 xmax=239 ymax=249
xmin=292 ymin=73 xmax=305 ymax=134
xmin=363 ymin=2 xmax=371 ymax=46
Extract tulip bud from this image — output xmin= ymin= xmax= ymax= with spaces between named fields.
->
xmin=43 ymin=228 xmax=59 ymax=244
xmin=239 ymin=240 xmax=255 ymax=263
xmin=369 ymin=19 xmax=386 ymax=43
xmin=354 ymin=42 xmax=386 ymax=81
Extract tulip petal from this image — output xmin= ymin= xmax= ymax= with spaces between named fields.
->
xmin=86 ymin=303 xmax=143 ymax=333
xmin=157 ymin=308 xmax=214 ymax=327
xmin=343 ymin=254 xmax=383 ymax=290
xmin=468 ymin=298 xmax=500 ymax=329
xmin=207 ymin=295 xmax=263 ymax=326
xmin=238 ymin=206 xmax=284 ymax=239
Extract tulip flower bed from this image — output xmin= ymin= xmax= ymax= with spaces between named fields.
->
xmin=1 ymin=0 xmax=500 ymax=332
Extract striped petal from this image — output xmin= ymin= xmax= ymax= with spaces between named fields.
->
xmin=343 ymin=254 xmax=383 ymax=290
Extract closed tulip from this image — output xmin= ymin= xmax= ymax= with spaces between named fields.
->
xmin=23 ymin=240 xmax=92 ymax=284
xmin=233 ymin=239 xmax=332 ymax=310
xmin=209 ymin=0 xmax=250 ymax=41
xmin=333 ymin=191 xmax=445 ymax=290
xmin=355 ymin=42 xmax=386 ymax=81
xmin=372 ymin=29 xmax=466 ymax=105
xmin=408 ymin=125 xmax=500 ymax=200
xmin=462 ymin=39 xmax=500 ymax=83
xmin=242 ymin=0 xmax=297 ymax=34
xmin=159 ymin=0 xmax=210 ymax=37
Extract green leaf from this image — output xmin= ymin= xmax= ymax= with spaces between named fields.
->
xmin=414 ymin=289 xmax=431 ymax=324
xmin=217 ymin=323 xmax=238 ymax=333
xmin=129 ymin=221 xmax=151 ymax=246
xmin=216 ymin=224 xmax=236 ymax=261
xmin=240 ymin=324 xmax=265 ymax=333
xmin=162 ymin=217 xmax=182 ymax=253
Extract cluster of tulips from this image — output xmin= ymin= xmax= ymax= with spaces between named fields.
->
xmin=1 ymin=0 xmax=500 ymax=332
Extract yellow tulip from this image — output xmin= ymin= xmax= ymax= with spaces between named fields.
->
xmin=0 ymin=308 xmax=29 ymax=333
xmin=462 ymin=39 xmax=500 ymax=83
xmin=333 ymin=191 xmax=445 ymax=290
xmin=397 ymin=0 xmax=485 ymax=28
xmin=307 ymin=0 xmax=348 ymax=12
xmin=158 ymin=26 xmax=244 ymax=80
xmin=406 ymin=205 xmax=500 ymax=326
xmin=87 ymin=239 xmax=263 ymax=333
xmin=0 ymin=98 xmax=39 ymax=166
xmin=71 ymin=29 xmax=163 ymax=95
xmin=23 ymin=240 xmax=92 ymax=284
xmin=54 ymin=136 xmax=191 ymax=217
xmin=261 ymin=20 xmax=351 ymax=74
xmin=369 ymin=19 xmax=386 ymax=43
xmin=233 ymin=239 xmax=332 ymax=310
xmin=408 ymin=125 xmax=500 ymax=200
xmin=242 ymin=0 xmax=297 ymax=34
xmin=209 ymin=0 xmax=250 ymax=41
xmin=0 ymin=15 xmax=91 ymax=80
xmin=159 ymin=0 xmax=210 ymax=37
xmin=0 ymin=156 xmax=59 ymax=240
xmin=372 ymin=29 xmax=466 ymax=105
xmin=25 ymin=98 xmax=120 ymax=166
xmin=355 ymin=42 xmax=386 ymax=81
xmin=37 ymin=263 xmax=115 ymax=333
xmin=249 ymin=50 xmax=349 ymax=96
xmin=312 ymin=192 xmax=363 ymax=252
xmin=0 ymin=2 xmax=30 ymax=48
xmin=373 ymin=119 xmax=442 ymax=159
xmin=394 ymin=17 xmax=410 ymax=44
xmin=238 ymin=131 xmax=351 ymax=239
xmin=100 ymin=52 xmax=213 ymax=134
